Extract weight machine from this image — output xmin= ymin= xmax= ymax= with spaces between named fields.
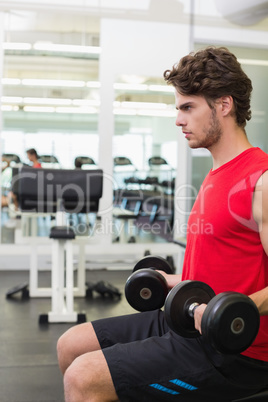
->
xmin=7 ymin=166 xmax=103 ymax=324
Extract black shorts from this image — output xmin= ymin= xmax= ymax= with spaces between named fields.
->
xmin=92 ymin=310 xmax=268 ymax=402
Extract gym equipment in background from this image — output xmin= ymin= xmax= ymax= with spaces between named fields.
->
xmin=7 ymin=166 xmax=103 ymax=324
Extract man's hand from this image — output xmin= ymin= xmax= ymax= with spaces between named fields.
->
xmin=156 ymin=271 xmax=182 ymax=290
xmin=193 ymin=304 xmax=207 ymax=334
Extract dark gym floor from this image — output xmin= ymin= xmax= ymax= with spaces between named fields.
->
xmin=0 ymin=268 xmax=134 ymax=402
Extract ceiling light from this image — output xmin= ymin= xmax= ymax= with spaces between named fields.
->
xmin=121 ymin=101 xmax=168 ymax=109
xmin=2 ymin=78 xmax=21 ymax=85
xmin=149 ymin=85 xmax=174 ymax=93
xmin=101 ymin=0 xmax=150 ymax=10
xmin=3 ymin=42 xmax=32 ymax=50
xmin=137 ymin=110 xmax=177 ymax=117
xmin=3 ymin=41 xmax=101 ymax=55
xmin=114 ymin=83 xmax=148 ymax=91
xmin=21 ymin=79 xmax=85 ymax=87
xmin=33 ymin=42 xmax=101 ymax=54
xmin=1 ymin=105 xmax=19 ymax=111
xmin=73 ymin=99 xmax=100 ymax=106
xmin=23 ymin=106 xmax=55 ymax=113
xmin=23 ymin=97 xmax=72 ymax=105
xmin=1 ymin=96 xmax=23 ymax=103
xmin=55 ymin=106 xmax=98 ymax=114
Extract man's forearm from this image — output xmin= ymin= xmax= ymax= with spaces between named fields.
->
xmin=250 ymin=286 xmax=268 ymax=315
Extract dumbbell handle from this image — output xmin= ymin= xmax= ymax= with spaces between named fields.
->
xmin=188 ymin=302 xmax=201 ymax=318
xmin=188 ymin=300 xmax=247 ymax=335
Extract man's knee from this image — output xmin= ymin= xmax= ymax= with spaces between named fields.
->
xmin=64 ymin=362 xmax=85 ymax=400
xmin=63 ymin=353 xmax=117 ymax=402
xmin=57 ymin=331 xmax=70 ymax=373
xmin=57 ymin=326 xmax=80 ymax=373
xmin=57 ymin=323 xmax=100 ymax=374
xmin=64 ymin=368 xmax=101 ymax=402
xmin=57 ymin=331 xmax=67 ymax=356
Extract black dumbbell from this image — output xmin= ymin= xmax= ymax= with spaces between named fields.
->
xmin=125 ymin=256 xmax=173 ymax=312
xmin=164 ymin=280 xmax=260 ymax=354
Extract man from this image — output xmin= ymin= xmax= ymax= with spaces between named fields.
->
xmin=57 ymin=47 xmax=268 ymax=401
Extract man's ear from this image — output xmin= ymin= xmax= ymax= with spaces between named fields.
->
xmin=220 ymin=96 xmax=233 ymax=116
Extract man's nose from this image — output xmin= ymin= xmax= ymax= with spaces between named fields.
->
xmin=175 ymin=111 xmax=185 ymax=127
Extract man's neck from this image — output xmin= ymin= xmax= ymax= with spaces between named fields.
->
xmin=210 ymin=127 xmax=252 ymax=170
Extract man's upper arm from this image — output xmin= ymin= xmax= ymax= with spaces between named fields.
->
xmin=253 ymin=170 xmax=268 ymax=256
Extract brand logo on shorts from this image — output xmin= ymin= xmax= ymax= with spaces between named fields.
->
xmin=149 ymin=378 xmax=198 ymax=396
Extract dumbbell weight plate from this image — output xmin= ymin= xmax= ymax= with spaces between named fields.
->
xmin=165 ymin=280 xmax=216 ymax=338
xmin=201 ymin=292 xmax=260 ymax=354
xmin=133 ymin=255 xmax=174 ymax=274
xmin=125 ymin=269 xmax=169 ymax=312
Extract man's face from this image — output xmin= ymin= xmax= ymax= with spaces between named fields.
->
xmin=174 ymin=91 xmax=222 ymax=150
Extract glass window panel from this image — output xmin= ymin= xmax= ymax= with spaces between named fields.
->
xmin=113 ymin=75 xmax=177 ymax=243
xmin=1 ymin=10 xmax=100 ymax=243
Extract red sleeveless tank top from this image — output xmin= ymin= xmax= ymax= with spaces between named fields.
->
xmin=182 ymin=147 xmax=268 ymax=361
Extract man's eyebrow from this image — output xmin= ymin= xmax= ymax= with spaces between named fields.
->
xmin=176 ymin=101 xmax=194 ymax=110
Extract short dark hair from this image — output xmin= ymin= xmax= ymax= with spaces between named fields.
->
xmin=163 ymin=46 xmax=252 ymax=129
xmin=26 ymin=148 xmax=38 ymax=157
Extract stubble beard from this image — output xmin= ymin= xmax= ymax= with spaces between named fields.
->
xmin=188 ymin=107 xmax=223 ymax=150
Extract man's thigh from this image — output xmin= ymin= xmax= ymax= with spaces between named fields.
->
xmin=92 ymin=310 xmax=169 ymax=349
